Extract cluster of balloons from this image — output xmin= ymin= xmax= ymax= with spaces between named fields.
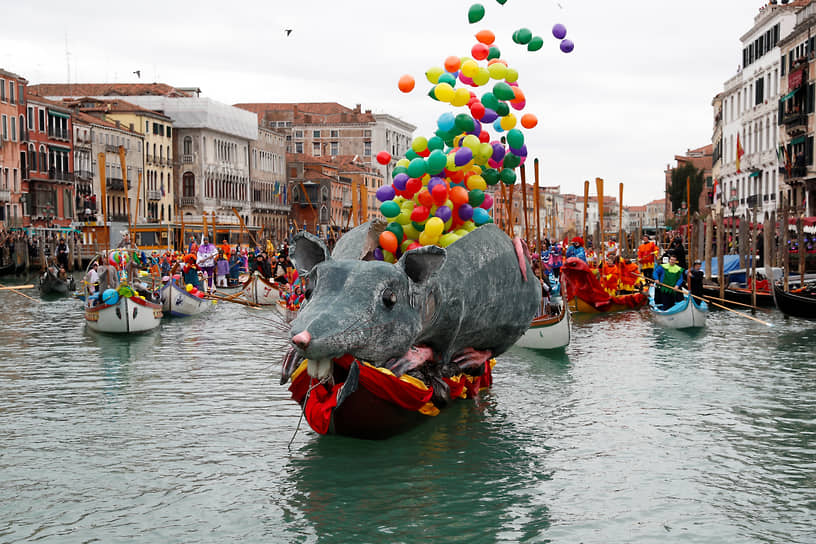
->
xmin=185 ymin=282 xmax=206 ymax=299
xmin=551 ymin=23 xmax=574 ymax=53
xmin=513 ymin=24 xmax=573 ymax=54
xmin=108 ymin=249 xmax=150 ymax=267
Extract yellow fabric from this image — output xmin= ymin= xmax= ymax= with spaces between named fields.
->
xmin=290 ymin=360 xmax=309 ymax=382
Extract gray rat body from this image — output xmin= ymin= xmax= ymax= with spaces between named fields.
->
xmin=282 ymin=222 xmax=539 ymax=399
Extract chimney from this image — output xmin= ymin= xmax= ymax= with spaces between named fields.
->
xmin=354 ymin=104 xmax=361 ymax=113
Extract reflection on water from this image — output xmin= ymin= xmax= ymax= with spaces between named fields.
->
xmin=0 ymin=283 xmax=815 ymax=543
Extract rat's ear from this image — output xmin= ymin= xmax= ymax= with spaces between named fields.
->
xmin=398 ymin=245 xmax=446 ymax=284
xmin=293 ymin=231 xmax=331 ymax=273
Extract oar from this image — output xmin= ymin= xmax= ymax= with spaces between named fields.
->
xmin=0 ymin=282 xmax=42 ymax=303
xmin=637 ymin=274 xmax=762 ymax=311
xmin=0 ymin=284 xmax=35 ymax=290
xmin=645 ymin=276 xmax=773 ymax=327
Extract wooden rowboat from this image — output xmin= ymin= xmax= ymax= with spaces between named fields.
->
xmin=515 ymin=298 xmax=571 ymax=350
xmin=772 ymin=281 xmax=816 ymax=319
xmin=648 ymin=286 xmax=707 ymax=329
xmin=242 ymin=273 xmax=281 ymax=306
xmin=159 ymin=278 xmax=213 ymax=317
xmin=85 ymin=295 xmax=163 ymax=333
xmin=39 ymin=267 xmax=75 ymax=296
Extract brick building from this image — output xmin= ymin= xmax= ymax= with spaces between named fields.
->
xmin=0 ymin=69 xmax=27 ymax=227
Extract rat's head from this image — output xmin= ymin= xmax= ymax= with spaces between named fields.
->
xmin=288 ymin=232 xmax=445 ymax=368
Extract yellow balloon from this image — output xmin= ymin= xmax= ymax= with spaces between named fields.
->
xmin=474 ymin=68 xmax=490 ymax=86
xmin=452 ymin=88 xmax=471 ymax=107
xmin=462 ymin=134 xmax=480 ymax=150
xmin=475 ymin=143 xmax=493 ymax=163
xmin=411 ymin=136 xmax=428 ymax=153
xmin=446 ymin=153 xmax=459 ymax=171
xmin=382 ymin=250 xmax=396 ymax=264
xmin=401 ymin=239 xmax=414 ymax=253
xmin=397 ymin=158 xmax=410 ymax=168
xmin=438 ymin=233 xmax=460 ymax=247
xmin=500 ymin=113 xmax=517 ymax=130
xmin=425 ymin=217 xmax=444 ymax=239
xmin=426 ymin=66 xmax=444 ymax=84
xmin=505 ymin=68 xmax=519 ymax=83
xmin=418 ymin=230 xmax=435 ymax=246
xmin=462 ymin=220 xmax=477 ymax=232
xmin=471 ymin=164 xmax=482 ymax=175
xmin=401 ymin=199 xmax=415 ymax=211
xmin=488 ymin=63 xmax=508 ymax=80
xmin=461 ymin=59 xmax=479 ymax=79
xmin=403 ymin=223 xmax=420 ymax=240
xmin=452 ymin=134 xmax=465 ymax=147
xmin=467 ymin=175 xmax=487 ymax=191
xmin=396 ymin=211 xmax=412 ymax=225
xmin=435 ymin=82 xmax=455 ymax=103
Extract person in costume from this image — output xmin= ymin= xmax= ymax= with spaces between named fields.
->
xmin=637 ymin=234 xmax=659 ymax=279
xmin=565 ymin=237 xmax=587 ymax=263
xmin=653 ymin=253 xmax=685 ymax=310
xmin=687 ymin=259 xmax=704 ymax=299
xmin=598 ymin=252 xmax=621 ymax=295
xmin=182 ymin=254 xmax=201 ymax=289
xmin=196 ymin=237 xmax=218 ymax=292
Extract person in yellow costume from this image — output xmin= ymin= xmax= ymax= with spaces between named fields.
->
xmin=637 ymin=234 xmax=659 ymax=279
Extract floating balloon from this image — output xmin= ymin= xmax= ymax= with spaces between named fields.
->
xmin=552 ymin=23 xmax=567 ymax=40
xmin=520 ymin=113 xmax=538 ymax=129
xmin=468 ymin=3 xmax=486 ymax=23
xmin=376 ymin=185 xmax=396 ymax=202
xmin=514 ymin=28 xmax=532 ymax=45
xmin=560 ymin=39 xmax=574 ymax=53
xmin=475 ymin=29 xmax=496 ymax=45
xmin=527 ymin=37 xmax=543 ymax=52
xmin=376 ymin=151 xmax=392 ymax=165
xmin=444 ymin=56 xmax=461 ymax=72
xmin=398 ymin=74 xmax=415 ymax=93
xmin=426 ymin=66 xmax=444 ymax=84
xmin=379 ymin=231 xmax=398 ymax=254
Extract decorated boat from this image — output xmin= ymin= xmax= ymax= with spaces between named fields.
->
xmin=39 ymin=266 xmax=75 ymax=296
xmin=159 ymin=278 xmax=213 ymax=317
xmin=85 ymin=288 xmax=163 ymax=333
xmin=242 ymin=272 xmax=281 ymax=306
xmin=515 ymin=298 xmax=571 ymax=350
xmin=560 ymin=257 xmax=648 ymax=313
xmin=648 ymin=286 xmax=707 ymax=329
xmin=772 ymin=281 xmax=816 ymax=318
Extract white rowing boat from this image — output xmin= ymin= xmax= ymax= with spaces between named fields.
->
xmin=85 ymin=294 xmax=163 ymax=333
xmin=649 ymin=286 xmax=707 ymax=329
xmin=515 ymin=297 xmax=571 ymax=350
xmin=159 ymin=278 xmax=213 ymax=317
xmin=242 ymin=272 xmax=281 ymax=306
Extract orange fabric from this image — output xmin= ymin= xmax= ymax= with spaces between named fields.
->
xmin=598 ymin=261 xmax=620 ymax=295
xmin=637 ymin=242 xmax=658 ymax=266
xmin=620 ymin=262 xmax=641 ymax=290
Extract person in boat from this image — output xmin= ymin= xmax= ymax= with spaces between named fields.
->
xmin=687 ymin=259 xmax=704 ymax=299
xmin=215 ymin=250 xmax=230 ymax=288
xmin=56 ymin=237 xmax=69 ymax=270
xmin=653 ymin=253 xmax=685 ymax=310
xmin=182 ymin=254 xmax=201 ymax=289
xmin=598 ymin=252 xmax=621 ymax=296
xmin=188 ymin=236 xmax=199 ymax=255
xmin=668 ymin=236 xmax=687 ymax=270
xmin=566 ymin=237 xmax=587 ymax=263
xmin=85 ymin=261 xmax=100 ymax=294
xmin=58 ymin=266 xmax=68 ymax=281
xmin=220 ymin=239 xmax=231 ymax=257
xmin=228 ymin=251 xmax=242 ymax=284
xmin=271 ymin=255 xmax=288 ymax=285
xmin=253 ymin=253 xmax=272 ymax=278
xmin=196 ymin=237 xmax=218 ymax=293
xmin=637 ymin=234 xmax=659 ymax=279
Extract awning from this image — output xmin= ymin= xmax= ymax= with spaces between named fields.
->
xmin=48 ymin=143 xmax=71 ymax=151
xmin=791 ymin=135 xmax=806 ymax=145
xmin=49 ymin=111 xmax=70 ymax=119
xmin=781 ymin=88 xmax=799 ymax=101
xmin=789 ymin=68 xmax=804 ymax=89
xmin=749 ymin=170 xmax=761 ymax=178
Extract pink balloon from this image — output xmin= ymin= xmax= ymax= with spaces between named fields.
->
xmin=511 ymin=100 xmax=526 ymax=111
xmin=481 ymin=193 xmax=494 ymax=209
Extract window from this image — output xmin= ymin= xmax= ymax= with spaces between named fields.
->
xmin=295 ymin=130 xmax=303 ymax=138
xmin=295 ymin=142 xmax=303 ymax=153
xmin=10 ymin=116 xmax=15 ymax=141
xmin=313 ymin=142 xmax=321 ymax=156
xmin=39 ymin=109 xmax=45 ymax=132
xmin=331 ymin=141 xmax=339 ymax=155
xmin=27 ymin=107 xmax=34 ymax=130
xmin=364 ymin=141 xmax=371 ymax=156
xmin=1 ymin=115 xmax=6 ymax=140
xmin=9 ymin=81 xmax=15 ymax=104
xmin=313 ymin=130 xmax=320 ymax=138
xmin=0 ymin=79 xmax=5 ymax=101
xmin=330 ymin=129 xmax=339 ymax=138
xmin=183 ymin=136 xmax=192 ymax=155
xmin=182 ymin=172 xmax=195 ymax=197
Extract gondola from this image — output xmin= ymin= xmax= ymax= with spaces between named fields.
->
xmin=772 ymin=281 xmax=816 ymax=319
xmin=515 ymin=297 xmax=571 ymax=350
xmin=159 ymin=277 xmax=213 ymax=317
xmin=648 ymin=286 xmax=707 ymax=329
xmin=39 ymin=267 xmax=75 ymax=296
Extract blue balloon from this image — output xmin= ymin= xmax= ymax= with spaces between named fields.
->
xmin=438 ymin=112 xmax=456 ymax=132
xmin=473 ymin=207 xmax=492 ymax=226
xmin=101 ymin=288 xmax=119 ymax=306
xmin=492 ymin=119 xmax=505 ymax=133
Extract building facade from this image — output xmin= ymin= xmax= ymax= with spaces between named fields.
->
xmin=249 ymin=126 xmax=288 ymax=242
xmin=0 ymin=69 xmax=27 ymax=228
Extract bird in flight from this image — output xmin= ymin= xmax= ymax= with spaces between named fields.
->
xmin=133 ymin=70 xmax=141 ymax=78
xmin=284 ymin=29 xmax=293 ymax=36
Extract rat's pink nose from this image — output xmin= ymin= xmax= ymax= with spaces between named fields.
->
xmin=292 ymin=330 xmax=311 ymax=349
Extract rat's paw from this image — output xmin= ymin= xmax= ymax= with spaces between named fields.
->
xmin=385 ymin=345 xmax=435 ymax=376
xmin=452 ymin=347 xmax=492 ymax=371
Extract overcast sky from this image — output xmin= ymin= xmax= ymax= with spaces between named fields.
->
xmin=2 ymin=0 xmax=764 ymax=205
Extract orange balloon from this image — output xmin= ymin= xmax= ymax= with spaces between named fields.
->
xmin=487 ymin=59 xmax=508 ymax=67
xmin=511 ymin=87 xmax=526 ymax=103
xmin=475 ymin=29 xmax=496 ymax=45
xmin=379 ymin=231 xmax=398 ymax=254
xmin=398 ymin=74 xmax=415 ymax=93
xmin=521 ymin=113 xmax=538 ymax=129
xmin=449 ymin=186 xmax=469 ymax=206
xmin=444 ymin=55 xmax=461 ymax=73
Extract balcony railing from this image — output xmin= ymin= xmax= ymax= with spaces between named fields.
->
xmin=747 ymin=194 xmax=759 ymax=208
xmin=182 ymin=154 xmax=193 ymax=163
xmin=105 ymin=144 xmax=120 ymax=153
xmin=109 ymin=213 xmax=130 ymax=222
xmin=783 ymin=111 xmax=807 ymax=127
xmin=75 ymin=169 xmax=93 ymax=181
xmin=47 ymin=127 xmax=69 ymax=140
xmin=0 ymin=188 xmax=11 ymax=201
xmin=145 ymin=154 xmax=152 ymax=164
xmin=106 ymin=178 xmax=125 ymax=191
xmin=180 ymin=196 xmax=197 ymax=207
xmin=48 ymin=170 xmax=74 ymax=182
xmin=147 ymin=190 xmax=162 ymax=201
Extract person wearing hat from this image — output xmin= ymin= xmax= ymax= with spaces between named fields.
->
xmin=565 ymin=236 xmax=587 ymax=263
xmin=687 ymin=259 xmax=704 ymax=299
xmin=653 ymin=253 xmax=685 ymax=310
xmin=196 ymin=237 xmax=218 ymax=293
xmin=637 ymin=234 xmax=659 ymax=279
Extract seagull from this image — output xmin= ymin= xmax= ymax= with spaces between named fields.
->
xmin=133 ymin=70 xmax=141 ymax=78
xmin=284 ymin=29 xmax=293 ymax=36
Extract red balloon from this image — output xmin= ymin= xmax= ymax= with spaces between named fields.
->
xmin=470 ymin=102 xmax=486 ymax=120
xmin=411 ymin=206 xmax=430 ymax=222
xmin=407 ymin=242 xmax=423 ymax=251
xmin=449 ymin=185 xmax=469 ymax=206
xmin=405 ymin=177 xmax=422 ymax=196
xmin=471 ymin=43 xmax=489 ymax=60
xmin=478 ymin=130 xmax=490 ymax=143
xmin=431 ymin=183 xmax=448 ymax=206
xmin=376 ymin=151 xmax=392 ymax=165
xmin=418 ymin=148 xmax=430 ymax=157
xmin=398 ymin=74 xmax=415 ymax=93
xmin=417 ymin=189 xmax=434 ymax=208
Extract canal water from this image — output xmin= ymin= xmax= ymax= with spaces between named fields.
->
xmin=1 ymin=274 xmax=814 ymax=543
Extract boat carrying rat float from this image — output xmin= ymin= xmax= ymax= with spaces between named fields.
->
xmin=280 ymin=221 xmax=539 ymax=439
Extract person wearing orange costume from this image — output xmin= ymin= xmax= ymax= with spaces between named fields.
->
xmin=637 ymin=234 xmax=659 ymax=279
xmin=598 ymin=252 xmax=621 ymax=295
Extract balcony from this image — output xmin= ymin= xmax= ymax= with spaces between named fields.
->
xmin=110 ymin=213 xmax=130 ymax=222
xmin=145 ymin=155 xmax=153 ymax=165
xmin=147 ymin=190 xmax=162 ymax=201
xmin=746 ymin=194 xmax=759 ymax=209
xmin=342 ymin=198 xmax=352 ymax=208
xmin=783 ymin=111 xmax=807 ymax=129
xmin=105 ymin=144 xmax=120 ymax=153
xmin=75 ymin=169 xmax=93 ymax=181
xmin=47 ymin=127 xmax=69 ymax=140
xmin=19 ymin=128 xmax=29 ymax=142
xmin=0 ymin=188 xmax=10 ymax=201
xmin=48 ymin=170 xmax=74 ymax=182
xmin=219 ymin=198 xmax=245 ymax=208
xmin=106 ymin=178 xmax=125 ymax=191
xmin=182 ymin=154 xmax=193 ymax=164
xmin=180 ymin=196 xmax=197 ymax=207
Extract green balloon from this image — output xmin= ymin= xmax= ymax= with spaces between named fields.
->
xmin=428 ymin=87 xmax=439 ymax=101
xmin=500 ymin=168 xmax=517 ymax=185
xmin=380 ymin=200 xmax=401 ymax=218
xmin=468 ymin=189 xmax=485 ymax=207
xmin=516 ymin=28 xmax=532 ymax=45
xmin=438 ymin=72 xmax=457 ymax=86
xmin=481 ymin=91 xmax=500 ymax=111
xmin=412 ymin=221 xmax=426 ymax=232
xmin=387 ymin=222 xmax=405 ymax=243
xmin=495 ymin=102 xmax=510 ymax=117
xmin=455 ymin=113 xmax=475 ymax=133
xmin=392 ymin=166 xmax=408 ymax=178
xmin=483 ymin=168 xmax=500 ymax=185
xmin=493 ymin=82 xmax=516 ymax=101
xmin=496 ymin=0 xmax=507 ymax=4
xmin=468 ymin=3 xmax=486 ymax=23
xmin=506 ymin=128 xmax=524 ymax=150
xmin=407 ymin=157 xmax=427 ymax=178
xmin=527 ymin=36 xmax=543 ymax=52
xmin=511 ymin=30 xmax=519 ymax=44
xmin=487 ymin=46 xmax=501 ymax=60
xmin=428 ymin=136 xmax=445 ymax=151
xmin=427 ymin=149 xmax=447 ymax=175
xmin=405 ymin=149 xmax=419 ymax=160
xmin=503 ymin=153 xmax=520 ymax=169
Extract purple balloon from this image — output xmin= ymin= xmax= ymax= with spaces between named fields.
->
xmin=376 ymin=185 xmax=395 ymax=202
xmin=552 ymin=23 xmax=567 ymax=40
xmin=518 ymin=144 xmax=528 ymax=157
xmin=491 ymin=143 xmax=506 ymax=162
xmin=454 ymin=147 xmax=473 ymax=167
xmin=373 ymin=247 xmax=384 ymax=261
xmin=427 ymin=176 xmax=445 ymax=191
xmin=560 ymin=39 xmax=574 ymax=53
xmin=468 ymin=119 xmax=482 ymax=136
xmin=393 ymin=172 xmax=409 ymax=185
xmin=435 ymin=205 xmax=452 ymax=222
xmin=481 ymin=108 xmax=498 ymax=123
xmin=392 ymin=176 xmax=407 ymax=192
xmin=458 ymin=203 xmax=474 ymax=221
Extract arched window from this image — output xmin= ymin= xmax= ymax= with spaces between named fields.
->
xmin=182 ymin=172 xmax=195 ymax=197
xmin=183 ymin=136 xmax=192 ymax=155
xmin=28 ymin=143 xmax=36 ymax=172
xmin=39 ymin=145 xmax=47 ymax=172
xmin=320 ymin=205 xmax=329 ymax=223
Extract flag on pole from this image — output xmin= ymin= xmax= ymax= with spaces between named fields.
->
xmin=712 ymin=178 xmax=720 ymax=202
xmin=736 ymin=133 xmax=744 ymax=173
xmin=783 ymin=145 xmax=792 ymax=176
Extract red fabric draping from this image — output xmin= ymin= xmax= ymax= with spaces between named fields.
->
xmin=560 ymin=257 xmax=614 ymax=310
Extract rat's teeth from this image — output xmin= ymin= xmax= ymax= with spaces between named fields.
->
xmin=307 ymin=358 xmax=333 ymax=379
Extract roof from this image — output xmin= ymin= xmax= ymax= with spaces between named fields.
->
xmin=70 ymin=110 xmax=142 ymax=135
xmin=25 ymin=93 xmax=72 ymax=113
xmin=0 ymin=68 xmax=27 ymax=82
xmin=235 ymin=102 xmax=377 ymax=125
xmin=28 ymin=83 xmax=192 ymax=98
xmin=61 ymin=97 xmax=171 ymax=120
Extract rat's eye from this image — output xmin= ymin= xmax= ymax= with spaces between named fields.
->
xmin=304 ymin=284 xmax=313 ymax=300
xmin=382 ymin=288 xmax=397 ymax=309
